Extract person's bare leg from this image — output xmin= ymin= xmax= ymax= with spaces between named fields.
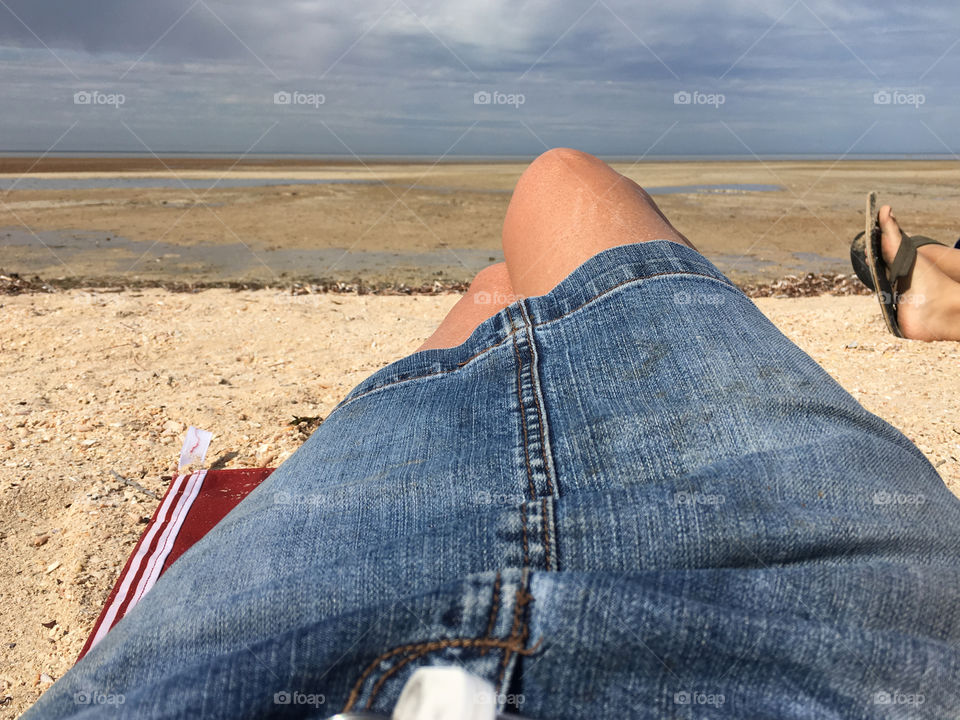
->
xmin=416 ymin=262 xmax=520 ymax=351
xmin=927 ymin=247 xmax=960 ymax=282
xmin=879 ymin=205 xmax=960 ymax=341
xmin=883 ymin=209 xmax=960 ymax=282
xmin=502 ymin=148 xmax=696 ymax=298
xmin=416 ymin=149 xmax=691 ymax=350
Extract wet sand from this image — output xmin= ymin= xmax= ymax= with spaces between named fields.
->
xmin=2 ymin=159 xmax=959 ymax=285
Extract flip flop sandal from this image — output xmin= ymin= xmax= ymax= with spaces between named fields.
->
xmin=849 ymin=191 xmax=945 ymax=337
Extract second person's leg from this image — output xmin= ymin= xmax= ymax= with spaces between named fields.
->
xmin=416 ymin=262 xmax=519 ymax=351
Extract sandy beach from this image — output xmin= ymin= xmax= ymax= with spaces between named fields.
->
xmin=1 ymin=286 xmax=959 ymax=717
xmin=3 ymin=159 xmax=960 ymax=285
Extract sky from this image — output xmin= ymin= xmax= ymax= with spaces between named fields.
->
xmin=0 ymin=0 xmax=959 ymax=156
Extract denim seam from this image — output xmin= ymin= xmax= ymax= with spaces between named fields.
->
xmin=519 ymin=301 xmax=556 ymax=498
xmin=541 ymin=497 xmax=553 ymax=572
xmin=343 ymin=573 xmax=506 ymax=710
xmin=496 ymin=577 xmax=535 ymax=694
xmin=515 ymin=302 xmax=560 ymax=576
xmin=345 ymin=636 xmax=532 ymax=711
xmin=363 ymin=571 xmax=503 ymax=708
xmin=329 ymin=332 xmax=517 ymax=415
xmin=519 ymin=503 xmax=531 ymax=568
xmin=508 ymin=304 xmax=554 ymax=502
xmin=506 ymin=306 xmax=537 ymax=500
xmin=341 ymin=572 xmax=538 ymax=712
xmin=482 ymin=573 xmax=502 ymax=650
xmin=331 ymin=270 xmax=734 ymax=411
xmin=530 ymin=272 xmax=740 ymax=331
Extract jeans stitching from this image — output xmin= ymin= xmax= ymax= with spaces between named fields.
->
xmin=533 ymin=271 xmax=737 ymax=330
xmin=342 ymin=574 xmax=537 ymax=713
xmin=541 ymin=497 xmax=553 ymax=572
xmin=520 ymin=503 xmax=530 ymax=568
xmin=496 ymin=582 xmax=534 ymax=693
xmin=481 ymin=573 xmax=502 ymax=653
xmin=343 ymin=637 xmax=532 ymax=712
xmin=505 ymin=306 xmax=537 ymax=500
xmin=331 ymin=270 xmax=733 ymax=410
xmin=519 ymin=301 xmax=556 ymax=498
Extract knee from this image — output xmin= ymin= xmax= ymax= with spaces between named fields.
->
xmin=468 ymin=262 xmax=511 ymax=291
xmin=521 ymin=147 xmax=655 ymax=205
xmin=512 ymin=148 xmax=619 ymax=203
xmin=523 ymin=147 xmax=602 ymax=182
xmin=466 ymin=262 xmax=517 ymax=306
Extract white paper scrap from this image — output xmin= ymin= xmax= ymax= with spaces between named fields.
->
xmin=178 ymin=426 xmax=213 ymax=471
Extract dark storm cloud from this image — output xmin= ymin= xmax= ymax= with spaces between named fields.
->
xmin=0 ymin=0 xmax=228 ymax=56
xmin=1 ymin=0 xmax=954 ymax=77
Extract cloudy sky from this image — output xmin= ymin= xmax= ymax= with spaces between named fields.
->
xmin=1 ymin=0 xmax=958 ymax=156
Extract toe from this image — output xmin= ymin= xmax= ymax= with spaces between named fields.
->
xmin=878 ymin=204 xmax=902 ymax=266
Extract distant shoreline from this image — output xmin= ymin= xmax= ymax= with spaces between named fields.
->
xmin=0 ymin=154 xmax=958 ymax=174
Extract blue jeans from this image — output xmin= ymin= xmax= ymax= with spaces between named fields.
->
xmin=26 ymin=241 xmax=960 ymax=719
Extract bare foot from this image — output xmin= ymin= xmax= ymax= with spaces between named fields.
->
xmin=877 ymin=210 xmax=960 ymax=282
xmin=879 ymin=205 xmax=960 ymax=341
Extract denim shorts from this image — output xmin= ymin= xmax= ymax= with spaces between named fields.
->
xmin=26 ymin=241 xmax=960 ymax=719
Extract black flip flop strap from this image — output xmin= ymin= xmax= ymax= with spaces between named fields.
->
xmin=888 ymin=232 xmax=944 ymax=283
